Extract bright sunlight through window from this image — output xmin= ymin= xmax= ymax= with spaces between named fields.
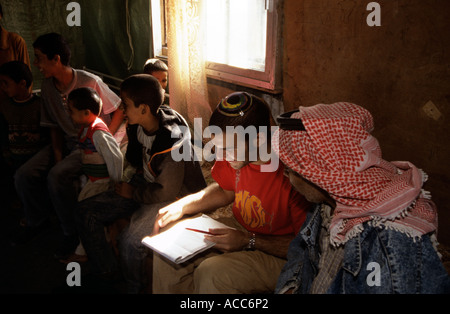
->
xmin=205 ymin=0 xmax=267 ymax=72
xmin=151 ymin=0 xmax=282 ymax=92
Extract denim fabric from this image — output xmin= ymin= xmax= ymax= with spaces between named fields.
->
xmin=275 ymin=205 xmax=321 ymax=294
xmin=14 ymin=144 xmax=82 ymax=236
xmin=76 ymin=189 xmax=139 ymax=274
xmin=328 ymin=225 xmax=450 ymax=294
xmin=276 ymin=205 xmax=450 ymax=294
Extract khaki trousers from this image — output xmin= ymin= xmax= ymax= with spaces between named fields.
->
xmin=152 ymin=216 xmax=286 ymax=294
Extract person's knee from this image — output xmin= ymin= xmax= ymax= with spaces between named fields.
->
xmin=118 ymin=226 xmax=132 ymax=250
xmin=75 ymin=200 xmax=88 ymax=224
xmin=47 ymin=164 xmax=66 ymax=190
xmin=76 ymin=198 xmax=101 ymax=232
xmin=118 ymin=225 xmax=144 ymax=255
xmin=14 ymin=161 xmax=38 ymax=188
xmin=194 ymin=256 xmax=234 ymax=293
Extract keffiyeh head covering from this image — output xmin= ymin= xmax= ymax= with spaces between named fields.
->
xmin=272 ymin=102 xmax=437 ymax=246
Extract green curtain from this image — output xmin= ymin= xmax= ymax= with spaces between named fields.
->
xmin=81 ymin=0 xmax=152 ymax=82
xmin=1 ymin=0 xmax=152 ymax=89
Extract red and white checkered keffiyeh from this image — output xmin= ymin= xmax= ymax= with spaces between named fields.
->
xmin=273 ymin=102 xmax=437 ymax=246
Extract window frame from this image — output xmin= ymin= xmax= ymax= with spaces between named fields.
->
xmin=205 ymin=0 xmax=282 ymax=93
xmin=150 ymin=0 xmax=282 ymax=93
xmin=150 ymin=0 xmax=168 ymax=59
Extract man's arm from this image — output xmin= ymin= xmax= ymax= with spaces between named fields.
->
xmin=205 ymin=228 xmax=294 ymax=259
xmin=153 ymin=182 xmax=235 ymax=234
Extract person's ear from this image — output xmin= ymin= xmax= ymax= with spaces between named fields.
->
xmin=52 ymin=54 xmax=61 ymax=64
xmin=84 ymin=109 xmax=90 ymax=116
xmin=19 ymin=79 xmax=27 ymax=89
xmin=140 ymin=104 xmax=147 ymax=115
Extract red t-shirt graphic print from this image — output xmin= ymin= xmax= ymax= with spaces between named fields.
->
xmin=211 ymin=161 xmax=310 ymax=236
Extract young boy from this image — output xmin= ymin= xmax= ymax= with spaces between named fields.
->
xmin=67 ymin=87 xmax=123 ymax=200
xmin=0 ymin=61 xmax=47 ymax=208
xmin=67 ymin=87 xmax=123 ymax=262
xmin=151 ymin=92 xmax=312 ymax=294
xmin=75 ymin=74 xmax=206 ymax=292
xmin=12 ymin=33 xmax=124 ymax=260
xmin=0 ymin=61 xmax=45 ymax=168
xmin=143 ymin=58 xmax=169 ymax=105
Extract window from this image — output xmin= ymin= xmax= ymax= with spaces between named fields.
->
xmin=151 ymin=0 xmax=168 ymax=59
xmin=151 ymin=0 xmax=282 ymax=92
xmin=205 ymin=1 xmax=267 ymax=72
xmin=205 ymin=0 xmax=281 ymax=92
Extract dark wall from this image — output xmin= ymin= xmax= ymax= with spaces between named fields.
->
xmin=283 ymin=0 xmax=450 ymax=245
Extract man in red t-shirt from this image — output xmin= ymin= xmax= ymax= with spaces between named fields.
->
xmin=152 ymin=92 xmax=311 ymax=294
xmin=212 ymin=160 xmax=307 ymax=236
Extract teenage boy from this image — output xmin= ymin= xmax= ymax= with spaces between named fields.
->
xmin=75 ymin=74 xmax=206 ymax=292
xmin=11 ymin=33 xmax=124 ymax=260
xmin=151 ymin=91 xmax=312 ymax=294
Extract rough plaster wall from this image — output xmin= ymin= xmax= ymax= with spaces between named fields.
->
xmin=283 ymin=0 xmax=450 ymax=245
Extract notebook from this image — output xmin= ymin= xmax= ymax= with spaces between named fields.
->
xmin=141 ymin=214 xmax=232 ymax=264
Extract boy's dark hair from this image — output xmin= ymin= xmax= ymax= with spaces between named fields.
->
xmin=0 ymin=61 xmax=33 ymax=88
xmin=143 ymin=58 xmax=168 ymax=75
xmin=68 ymin=87 xmax=102 ymax=116
xmin=33 ymin=33 xmax=71 ymax=66
xmin=209 ymin=92 xmax=273 ymax=143
xmin=120 ymin=74 xmax=164 ymax=116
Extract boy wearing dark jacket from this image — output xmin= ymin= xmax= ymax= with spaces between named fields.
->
xmin=75 ymin=74 xmax=206 ymax=292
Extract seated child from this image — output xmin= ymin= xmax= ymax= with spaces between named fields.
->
xmin=66 ymin=87 xmax=123 ymax=262
xmin=0 ymin=61 xmax=45 ymax=168
xmin=143 ymin=58 xmax=169 ymax=104
xmin=12 ymin=33 xmax=124 ymax=259
xmin=75 ymin=74 xmax=206 ymax=292
xmin=67 ymin=87 xmax=123 ymax=200
xmin=0 ymin=61 xmax=47 ymax=208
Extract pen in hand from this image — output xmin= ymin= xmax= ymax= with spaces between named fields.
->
xmin=185 ymin=228 xmax=214 ymax=235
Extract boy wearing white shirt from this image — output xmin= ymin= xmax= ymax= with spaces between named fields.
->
xmin=12 ymin=33 xmax=124 ymax=260
xmin=67 ymin=87 xmax=123 ymax=262
xmin=76 ymin=74 xmax=206 ymax=292
xmin=67 ymin=87 xmax=123 ymax=200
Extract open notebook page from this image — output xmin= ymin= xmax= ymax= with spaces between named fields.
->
xmin=141 ymin=214 xmax=233 ymax=264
